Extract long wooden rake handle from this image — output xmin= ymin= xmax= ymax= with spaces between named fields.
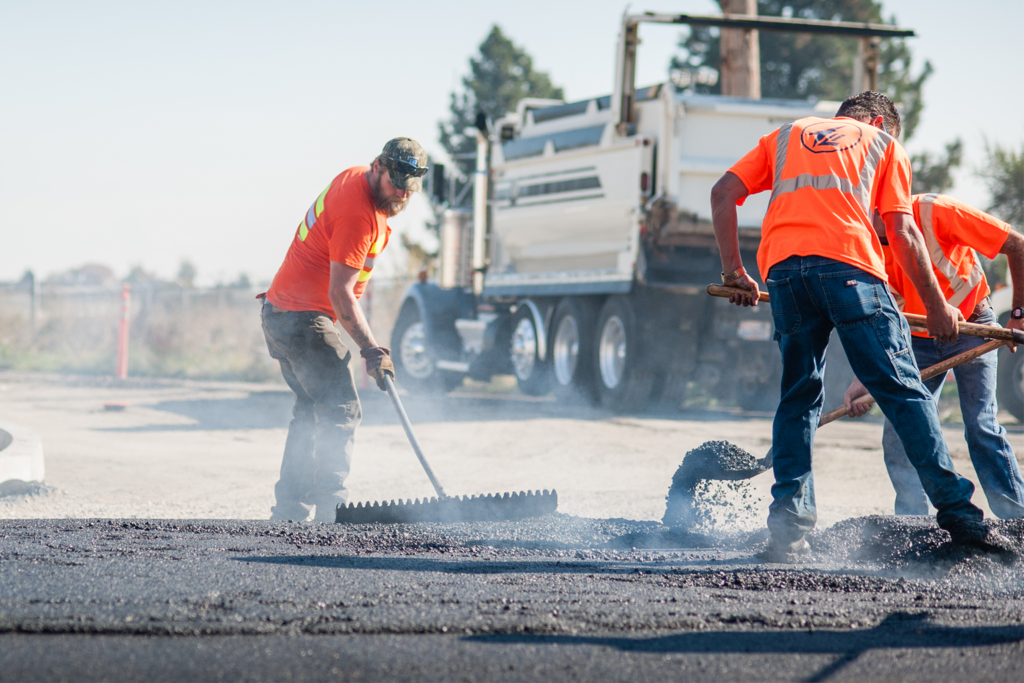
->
xmin=384 ymin=375 xmax=448 ymax=499
xmin=817 ymin=339 xmax=1007 ymax=426
xmin=706 ymin=284 xmax=1024 ymax=345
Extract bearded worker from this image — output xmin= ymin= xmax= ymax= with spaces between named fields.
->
xmin=259 ymin=138 xmax=427 ymax=522
xmin=710 ymin=91 xmax=1002 ymax=562
xmin=843 ymin=196 xmax=1024 ymax=519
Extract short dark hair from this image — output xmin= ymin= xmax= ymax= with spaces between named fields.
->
xmin=836 ymin=91 xmax=902 ymax=139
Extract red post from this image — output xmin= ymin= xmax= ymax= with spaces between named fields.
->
xmin=116 ymin=283 xmax=131 ymax=379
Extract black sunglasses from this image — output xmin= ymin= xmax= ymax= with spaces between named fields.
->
xmin=383 ymin=155 xmax=428 ymax=177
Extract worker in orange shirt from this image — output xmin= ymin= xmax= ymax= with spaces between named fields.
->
xmin=259 ymin=138 xmax=427 ymax=522
xmin=711 ymin=92 xmax=1002 ymax=562
xmin=843 ymin=196 xmax=1024 ymax=518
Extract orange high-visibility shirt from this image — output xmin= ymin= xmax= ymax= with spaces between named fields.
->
xmin=883 ymin=194 xmax=1010 ymax=335
xmin=266 ymin=167 xmax=391 ymax=319
xmin=728 ymin=116 xmax=914 ymax=281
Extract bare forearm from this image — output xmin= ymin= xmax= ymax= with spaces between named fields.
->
xmin=330 ymin=291 xmax=378 ymax=350
xmin=1000 ymin=231 xmax=1024 ymax=309
xmin=713 ymin=203 xmax=743 ymax=273
xmin=711 ymin=174 xmax=746 ymax=273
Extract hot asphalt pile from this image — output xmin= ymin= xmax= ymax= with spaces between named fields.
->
xmin=662 ymin=440 xmax=764 ymax=529
xmin=1 ymin=513 xmax=1022 ymax=640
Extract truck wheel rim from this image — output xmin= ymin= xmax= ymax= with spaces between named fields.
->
xmin=510 ymin=317 xmax=537 ymax=381
xmin=553 ymin=316 xmax=579 ymax=387
xmin=400 ymin=321 xmax=433 ymax=380
xmin=599 ymin=315 xmax=626 ymax=389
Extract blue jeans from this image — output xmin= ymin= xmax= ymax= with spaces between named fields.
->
xmin=882 ymin=308 xmax=1024 ymax=519
xmin=765 ymin=256 xmax=982 ymax=543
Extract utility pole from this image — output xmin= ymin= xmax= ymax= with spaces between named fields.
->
xmin=852 ymin=37 xmax=881 ymax=94
xmin=26 ymin=270 xmax=38 ymax=346
xmin=719 ymin=0 xmax=761 ymax=99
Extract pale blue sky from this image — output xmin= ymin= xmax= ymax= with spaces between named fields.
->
xmin=1 ymin=0 xmax=1021 ymax=284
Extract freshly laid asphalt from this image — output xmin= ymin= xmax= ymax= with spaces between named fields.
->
xmin=2 ymin=515 xmax=1023 ymax=682
xmin=2 ymin=372 xmax=1023 ymax=680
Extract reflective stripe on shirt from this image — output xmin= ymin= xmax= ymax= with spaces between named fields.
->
xmin=297 ymin=183 xmax=332 ymax=242
xmin=768 ymin=123 xmax=894 ymax=214
xmin=357 ymin=228 xmax=387 ymax=283
xmin=918 ymin=193 xmax=986 ymax=307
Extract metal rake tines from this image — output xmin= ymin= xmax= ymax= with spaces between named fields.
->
xmin=333 ymin=489 xmax=558 ymax=524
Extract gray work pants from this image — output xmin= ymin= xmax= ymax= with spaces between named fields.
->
xmin=261 ymin=300 xmax=361 ymax=522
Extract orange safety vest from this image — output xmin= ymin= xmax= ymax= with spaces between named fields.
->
xmin=730 ymin=116 xmax=913 ymax=282
xmin=884 ymin=193 xmax=1009 ymax=328
xmin=915 ymin=193 xmax=985 ymax=308
xmin=297 ymin=180 xmax=387 ymax=286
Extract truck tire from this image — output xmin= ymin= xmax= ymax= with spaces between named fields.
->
xmin=593 ymin=296 xmax=653 ymax=412
xmin=391 ymin=305 xmax=462 ymax=394
xmin=509 ymin=304 xmax=551 ymax=396
xmin=550 ymin=297 xmax=598 ymax=402
xmin=998 ymin=344 xmax=1024 ymax=422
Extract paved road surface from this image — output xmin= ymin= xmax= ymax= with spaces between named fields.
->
xmin=1 ymin=517 xmax=1022 ymax=682
xmin=2 ymin=373 xmax=1023 ymax=681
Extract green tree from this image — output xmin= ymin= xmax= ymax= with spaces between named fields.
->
xmin=438 ymin=26 xmax=563 ymax=178
xmin=978 ymin=139 xmax=1024 ymax=226
xmin=673 ymin=0 xmax=930 ymax=139
xmin=176 ymin=260 xmax=197 ymax=288
xmin=911 ymin=138 xmax=962 ymax=194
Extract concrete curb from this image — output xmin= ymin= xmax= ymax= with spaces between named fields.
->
xmin=0 ymin=422 xmax=45 ymax=484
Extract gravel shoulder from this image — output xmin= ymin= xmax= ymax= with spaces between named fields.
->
xmin=1 ymin=372 xmax=1019 ymax=524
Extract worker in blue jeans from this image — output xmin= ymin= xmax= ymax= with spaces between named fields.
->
xmin=877 ymin=309 xmax=1024 ymax=518
xmin=764 ymin=256 xmax=982 ymax=541
xmin=844 ymin=194 xmax=1024 ymax=519
xmin=711 ymin=93 xmax=1006 ymax=562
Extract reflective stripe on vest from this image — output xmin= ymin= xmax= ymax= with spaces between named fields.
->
xmin=768 ymin=122 xmax=894 ymax=214
xmin=918 ymin=193 xmax=985 ymax=307
xmin=357 ymin=228 xmax=387 ymax=283
xmin=297 ymin=183 xmax=332 ymax=242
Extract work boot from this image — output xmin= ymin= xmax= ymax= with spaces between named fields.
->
xmin=312 ymin=493 xmax=346 ymax=523
xmin=270 ymin=502 xmax=313 ymax=522
xmin=942 ymin=517 xmax=1018 ymax=561
xmin=759 ymin=537 xmax=812 ymax=564
xmin=313 ymin=504 xmax=340 ymax=524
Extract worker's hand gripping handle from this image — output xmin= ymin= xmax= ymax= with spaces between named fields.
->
xmin=707 ymin=283 xmax=770 ymax=304
xmin=817 ymin=339 xmax=1007 ymax=426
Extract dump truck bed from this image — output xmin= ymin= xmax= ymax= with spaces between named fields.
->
xmin=484 ymin=86 xmax=837 ymax=297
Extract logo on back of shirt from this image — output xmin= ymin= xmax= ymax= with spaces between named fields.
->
xmin=800 ymin=122 xmax=864 ymax=154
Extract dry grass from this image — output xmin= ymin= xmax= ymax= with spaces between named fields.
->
xmin=0 ymin=280 xmax=415 ymax=383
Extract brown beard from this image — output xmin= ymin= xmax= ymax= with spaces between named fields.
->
xmin=371 ymin=171 xmax=410 ymax=217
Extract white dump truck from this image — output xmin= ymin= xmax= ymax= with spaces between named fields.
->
xmin=393 ymin=11 xmax=916 ymax=412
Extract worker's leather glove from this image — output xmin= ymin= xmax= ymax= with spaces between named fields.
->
xmin=360 ymin=346 xmax=395 ymax=391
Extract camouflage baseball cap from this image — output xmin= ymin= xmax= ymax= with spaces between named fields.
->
xmin=381 ymin=138 xmax=429 ymax=192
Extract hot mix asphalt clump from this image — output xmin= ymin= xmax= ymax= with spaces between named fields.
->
xmin=662 ymin=440 xmax=763 ymax=529
xmin=661 ymin=441 xmax=1022 ymax=575
xmin=811 ymin=515 xmax=1024 ymax=575
xmin=1 ymin=513 xmax=1023 ymax=643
